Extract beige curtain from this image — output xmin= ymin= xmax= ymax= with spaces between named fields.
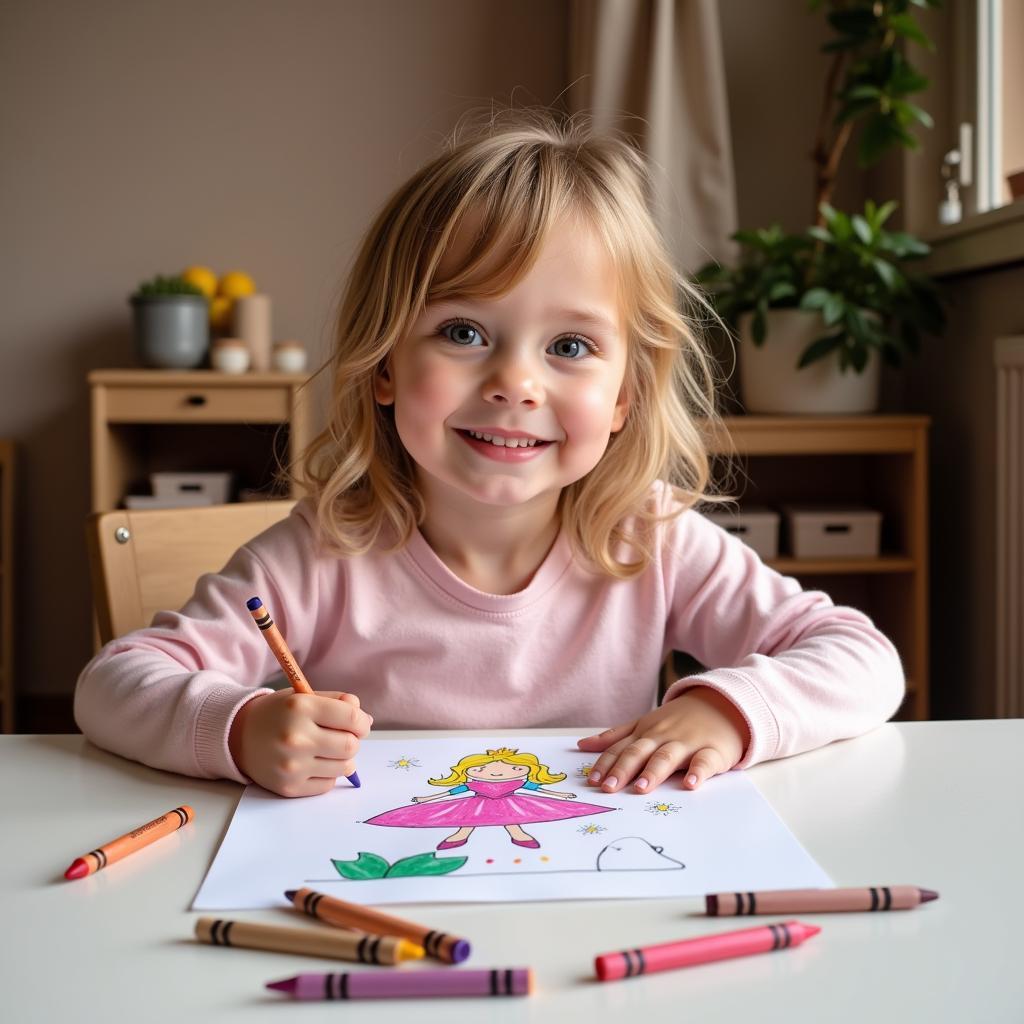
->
xmin=568 ymin=0 xmax=738 ymax=274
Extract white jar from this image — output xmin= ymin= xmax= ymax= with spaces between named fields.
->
xmin=211 ymin=338 xmax=250 ymax=374
xmin=272 ymin=340 xmax=307 ymax=373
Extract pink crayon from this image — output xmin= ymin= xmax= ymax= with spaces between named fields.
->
xmin=594 ymin=920 xmax=820 ymax=981
xmin=267 ymin=968 xmax=533 ymax=1001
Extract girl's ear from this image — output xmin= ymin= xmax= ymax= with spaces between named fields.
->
xmin=610 ymin=384 xmax=630 ymax=433
xmin=374 ymin=362 xmax=395 ymax=405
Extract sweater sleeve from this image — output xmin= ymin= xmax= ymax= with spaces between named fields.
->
xmin=660 ymin=505 xmax=905 ymax=768
xmin=74 ymin=505 xmax=326 ymax=783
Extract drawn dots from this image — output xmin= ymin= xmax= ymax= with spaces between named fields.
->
xmin=540 ymin=856 xmax=550 ymax=862
xmin=485 ymin=858 xmax=494 ymax=864
xmin=513 ymin=858 xmax=522 ymax=864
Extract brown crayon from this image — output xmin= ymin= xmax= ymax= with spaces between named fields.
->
xmin=194 ymin=918 xmax=424 ymax=964
xmin=705 ymin=885 xmax=939 ymax=916
xmin=286 ymin=888 xmax=471 ymax=964
xmin=64 ymin=805 xmax=194 ymax=879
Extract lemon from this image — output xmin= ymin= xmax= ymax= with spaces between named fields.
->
xmin=180 ymin=265 xmax=218 ymax=299
xmin=209 ymin=295 xmax=234 ymax=332
xmin=217 ymin=270 xmax=256 ymax=299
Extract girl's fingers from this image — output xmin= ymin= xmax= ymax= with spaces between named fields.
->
xmin=312 ymin=726 xmax=360 ymax=761
xmin=309 ymin=694 xmax=373 ymax=736
xmin=683 ymin=746 xmax=726 ymax=790
xmin=312 ymin=757 xmax=358 ymax=781
xmin=633 ymin=741 xmax=689 ymax=793
xmin=585 ymin=737 xmax=635 ymax=786
xmin=577 ymin=722 xmax=636 ymax=752
xmin=595 ymin=737 xmax=660 ymax=792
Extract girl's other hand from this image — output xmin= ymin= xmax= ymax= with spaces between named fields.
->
xmin=228 ymin=689 xmax=372 ymax=798
xmin=577 ymin=687 xmax=750 ymax=794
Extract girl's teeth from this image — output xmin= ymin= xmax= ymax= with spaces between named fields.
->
xmin=468 ymin=431 xmax=538 ymax=448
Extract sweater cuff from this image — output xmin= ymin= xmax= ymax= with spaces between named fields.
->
xmin=194 ymin=684 xmax=274 ymax=783
xmin=662 ymin=669 xmax=780 ymax=769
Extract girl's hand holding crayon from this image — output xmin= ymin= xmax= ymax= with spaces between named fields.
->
xmin=578 ymin=687 xmax=750 ymax=795
xmin=228 ymin=690 xmax=373 ymax=798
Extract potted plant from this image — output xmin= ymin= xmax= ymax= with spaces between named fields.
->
xmin=696 ymin=0 xmax=946 ymax=414
xmin=129 ymin=274 xmax=209 ymax=369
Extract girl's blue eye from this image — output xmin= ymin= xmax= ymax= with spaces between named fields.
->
xmin=439 ymin=321 xmax=483 ymax=346
xmin=548 ymin=336 xmax=592 ymax=360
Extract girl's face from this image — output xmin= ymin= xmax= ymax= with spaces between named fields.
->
xmin=466 ymin=761 xmax=531 ymax=781
xmin=375 ymin=214 xmax=630 ymax=517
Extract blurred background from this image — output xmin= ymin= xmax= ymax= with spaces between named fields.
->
xmin=1 ymin=0 xmax=1022 ymax=733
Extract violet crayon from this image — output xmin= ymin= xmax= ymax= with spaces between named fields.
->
xmin=266 ymin=968 xmax=533 ymax=1001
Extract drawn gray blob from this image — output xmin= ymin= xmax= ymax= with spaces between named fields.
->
xmin=596 ymin=836 xmax=685 ymax=871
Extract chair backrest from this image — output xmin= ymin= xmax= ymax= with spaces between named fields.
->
xmin=87 ymin=501 xmax=296 ymax=645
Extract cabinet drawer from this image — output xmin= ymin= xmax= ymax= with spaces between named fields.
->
xmin=103 ymin=386 xmax=291 ymax=423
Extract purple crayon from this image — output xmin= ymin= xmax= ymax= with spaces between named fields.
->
xmin=267 ymin=968 xmax=534 ymax=1001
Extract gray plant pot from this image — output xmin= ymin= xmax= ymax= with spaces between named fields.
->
xmin=130 ymin=294 xmax=210 ymax=369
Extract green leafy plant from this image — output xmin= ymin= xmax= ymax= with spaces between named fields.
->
xmin=131 ymin=274 xmax=204 ymax=299
xmin=698 ymin=200 xmax=944 ymax=371
xmin=696 ymin=0 xmax=946 ymax=374
xmin=331 ymin=850 xmax=468 ymax=880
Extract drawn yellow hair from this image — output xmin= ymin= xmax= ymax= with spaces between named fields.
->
xmin=429 ymin=747 xmax=567 ymax=787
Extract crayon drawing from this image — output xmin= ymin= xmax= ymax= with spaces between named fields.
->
xmin=192 ymin=736 xmax=833 ymax=909
xmin=363 ymin=747 xmax=615 ymax=849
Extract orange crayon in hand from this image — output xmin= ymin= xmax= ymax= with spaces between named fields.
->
xmin=64 ymin=805 xmax=194 ymax=880
xmin=246 ymin=596 xmax=361 ymax=788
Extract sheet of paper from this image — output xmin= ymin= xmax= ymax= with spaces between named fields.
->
xmin=192 ymin=736 xmax=832 ymax=909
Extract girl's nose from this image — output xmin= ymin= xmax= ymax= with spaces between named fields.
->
xmin=483 ymin=352 xmax=544 ymax=407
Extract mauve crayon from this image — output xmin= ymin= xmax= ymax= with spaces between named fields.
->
xmin=595 ymin=920 xmax=820 ymax=981
xmin=706 ymin=886 xmax=939 ymax=916
xmin=266 ymin=968 xmax=533 ymax=1000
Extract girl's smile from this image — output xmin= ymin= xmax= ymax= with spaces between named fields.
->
xmin=455 ymin=427 xmax=555 ymax=462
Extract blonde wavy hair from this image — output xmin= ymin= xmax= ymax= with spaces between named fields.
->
xmin=428 ymin=747 xmax=566 ymax=787
xmin=299 ymin=105 xmax=725 ymax=577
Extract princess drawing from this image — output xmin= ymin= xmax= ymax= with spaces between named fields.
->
xmin=364 ymin=747 xmax=614 ymax=849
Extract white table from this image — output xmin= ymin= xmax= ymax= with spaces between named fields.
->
xmin=2 ymin=723 xmax=1021 ymax=1022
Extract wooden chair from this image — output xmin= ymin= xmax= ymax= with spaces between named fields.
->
xmin=86 ymin=501 xmax=296 ymax=645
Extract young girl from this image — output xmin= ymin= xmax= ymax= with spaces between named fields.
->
xmin=364 ymin=747 xmax=611 ymax=850
xmin=75 ymin=107 xmax=904 ymax=800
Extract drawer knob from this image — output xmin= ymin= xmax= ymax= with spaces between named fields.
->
xmin=186 ymin=394 xmax=207 ymax=407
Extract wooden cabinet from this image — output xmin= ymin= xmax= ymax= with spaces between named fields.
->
xmin=0 ymin=440 xmax=13 ymax=732
xmin=706 ymin=415 xmax=930 ymax=720
xmin=89 ymin=370 xmax=315 ymax=512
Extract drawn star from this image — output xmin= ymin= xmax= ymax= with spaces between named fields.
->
xmin=577 ymin=763 xmax=596 ymax=778
xmin=387 ymin=756 xmax=422 ymax=771
xmin=645 ymin=800 xmax=681 ymax=816
xmin=577 ymin=822 xmax=608 ymax=835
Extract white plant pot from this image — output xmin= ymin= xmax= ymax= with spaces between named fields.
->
xmin=738 ymin=309 xmax=880 ymax=414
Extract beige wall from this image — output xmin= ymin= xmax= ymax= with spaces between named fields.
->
xmin=0 ymin=0 xmax=568 ymax=706
xmin=2 ymin=0 xmax=1015 ymax=721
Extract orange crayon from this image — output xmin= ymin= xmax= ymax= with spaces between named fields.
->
xmin=286 ymin=888 xmax=471 ymax=963
xmin=246 ymin=597 xmax=360 ymax=788
xmin=64 ymin=805 xmax=194 ymax=879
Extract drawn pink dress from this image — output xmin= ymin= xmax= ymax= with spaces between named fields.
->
xmin=365 ymin=780 xmax=614 ymax=829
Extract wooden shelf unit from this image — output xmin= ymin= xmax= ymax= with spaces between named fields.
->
xmin=89 ymin=370 xmax=315 ymax=513
xmin=708 ymin=415 xmax=930 ymax=720
xmin=0 ymin=440 xmax=13 ymax=732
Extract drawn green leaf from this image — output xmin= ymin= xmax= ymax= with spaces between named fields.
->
xmin=331 ymin=851 xmax=390 ymax=880
xmin=385 ymin=852 xmax=468 ymax=878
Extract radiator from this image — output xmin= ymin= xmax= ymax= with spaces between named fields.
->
xmin=996 ymin=336 xmax=1024 ymax=717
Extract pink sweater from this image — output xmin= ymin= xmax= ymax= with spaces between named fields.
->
xmin=75 ymin=489 xmax=905 ymax=784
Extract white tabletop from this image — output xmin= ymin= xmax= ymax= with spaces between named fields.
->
xmin=2 ymin=722 xmax=1021 ymax=1023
